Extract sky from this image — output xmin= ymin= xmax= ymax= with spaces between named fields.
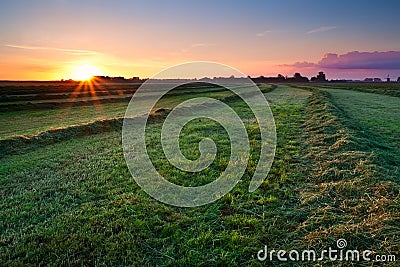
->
xmin=0 ymin=0 xmax=400 ymax=80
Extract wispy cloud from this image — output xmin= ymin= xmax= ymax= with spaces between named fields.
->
xmin=174 ymin=43 xmax=215 ymax=55
xmin=256 ymin=30 xmax=271 ymax=37
xmin=191 ymin=43 xmax=214 ymax=48
xmin=306 ymin=26 xmax=337 ymax=34
xmin=280 ymin=61 xmax=317 ymax=68
xmin=4 ymin=44 xmax=97 ymax=55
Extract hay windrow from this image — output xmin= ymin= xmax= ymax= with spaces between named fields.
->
xmin=0 ymin=118 xmax=124 ymax=156
xmin=298 ymin=88 xmax=400 ymax=258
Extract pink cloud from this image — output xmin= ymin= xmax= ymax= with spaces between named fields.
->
xmin=281 ymin=61 xmax=317 ymax=68
xmin=283 ymin=51 xmax=400 ymax=70
xmin=318 ymin=51 xmax=400 ymax=69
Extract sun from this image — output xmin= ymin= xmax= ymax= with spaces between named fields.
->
xmin=71 ymin=64 xmax=98 ymax=81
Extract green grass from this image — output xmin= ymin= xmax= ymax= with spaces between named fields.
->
xmin=0 ymin=102 xmax=128 ymax=139
xmin=1 ymin=84 xmax=399 ymax=266
xmin=309 ymin=82 xmax=400 ymax=97
xmin=1 ymin=85 xmax=311 ymax=265
xmin=297 ymin=88 xmax=399 ymax=265
xmin=264 ymin=84 xmax=311 ymax=105
xmin=319 ymin=88 xmax=400 ymax=152
xmin=0 ymin=86 xmax=237 ymax=139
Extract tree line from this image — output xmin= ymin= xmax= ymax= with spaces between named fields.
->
xmin=250 ymin=72 xmax=327 ymax=83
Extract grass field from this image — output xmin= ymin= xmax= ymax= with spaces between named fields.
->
xmin=320 ymin=88 xmax=400 ymax=151
xmin=1 ymin=82 xmax=399 ymax=266
xmin=0 ymin=84 xmax=238 ymax=139
xmin=310 ymin=82 xmax=400 ymax=97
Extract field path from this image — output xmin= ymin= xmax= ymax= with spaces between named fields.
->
xmin=266 ymin=84 xmax=311 ymax=106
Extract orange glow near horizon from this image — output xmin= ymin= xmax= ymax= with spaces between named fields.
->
xmin=70 ymin=64 xmax=99 ymax=81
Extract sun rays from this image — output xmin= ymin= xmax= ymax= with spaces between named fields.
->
xmin=70 ymin=64 xmax=99 ymax=81
xmin=57 ymin=76 xmax=110 ymax=125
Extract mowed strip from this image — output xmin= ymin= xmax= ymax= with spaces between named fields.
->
xmin=265 ymin=85 xmax=311 ymax=107
xmin=298 ymin=88 xmax=400 ymax=264
xmin=0 ymin=87 xmax=234 ymax=139
xmin=321 ymin=88 xmax=400 ymax=153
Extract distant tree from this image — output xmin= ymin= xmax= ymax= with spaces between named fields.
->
xmin=311 ymin=71 xmax=327 ymax=82
xmin=277 ymin=74 xmax=286 ymax=82
xmin=397 ymin=77 xmax=400 ymax=82
xmin=291 ymin=72 xmax=309 ymax=82
xmin=316 ymin=71 xmax=327 ymax=81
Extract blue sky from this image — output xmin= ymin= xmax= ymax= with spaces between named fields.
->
xmin=1 ymin=0 xmax=399 ymax=80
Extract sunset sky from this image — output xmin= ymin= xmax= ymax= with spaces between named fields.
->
xmin=1 ymin=0 xmax=400 ymax=80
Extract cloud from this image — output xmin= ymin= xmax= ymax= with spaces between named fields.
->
xmin=191 ymin=43 xmax=214 ymax=48
xmin=318 ymin=51 xmax=400 ymax=69
xmin=282 ymin=51 xmax=400 ymax=70
xmin=256 ymin=30 xmax=271 ymax=37
xmin=281 ymin=61 xmax=317 ymax=68
xmin=4 ymin=44 xmax=97 ymax=55
xmin=306 ymin=26 xmax=337 ymax=34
